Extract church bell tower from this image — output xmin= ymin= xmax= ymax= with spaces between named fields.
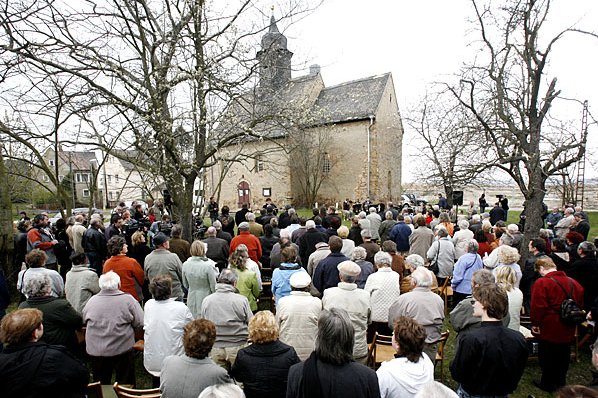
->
xmin=256 ymin=14 xmax=293 ymax=91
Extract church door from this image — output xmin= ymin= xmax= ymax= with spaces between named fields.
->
xmin=238 ymin=181 xmax=251 ymax=207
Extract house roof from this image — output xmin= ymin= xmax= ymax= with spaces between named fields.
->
xmin=57 ymin=151 xmax=96 ymax=170
xmin=312 ymin=73 xmax=390 ymax=125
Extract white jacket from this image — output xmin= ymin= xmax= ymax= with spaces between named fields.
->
xmin=364 ymin=268 xmax=401 ymax=323
xmin=377 ymin=354 xmax=434 ymax=398
xmin=144 ymin=298 xmax=193 ymax=376
xmin=277 ymin=291 xmax=322 ymax=361
xmin=323 ymin=282 xmax=371 ymax=359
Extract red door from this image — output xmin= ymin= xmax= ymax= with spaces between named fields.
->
xmin=238 ymin=181 xmax=251 ymax=208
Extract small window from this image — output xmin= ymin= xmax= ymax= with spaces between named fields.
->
xmin=115 ymin=175 xmax=119 ymax=183
xmin=107 ymin=175 xmax=112 ymax=183
xmin=48 ymin=159 xmax=55 ymax=166
xmin=58 ymin=175 xmax=64 ymax=182
xmin=255 ymin=155 xmax=264 ymax=172
xmin=42 ymin=175 xmax=49 ymax=182
xmin=109 ymin=191 xmax=114 ymax=200
xmin=322 ymin=155 xmax=331 ymax=174
xmin=262 ymin=188 xmax=271 ymax=197
xmin=83 ymin=189 xmax=90 ymax=197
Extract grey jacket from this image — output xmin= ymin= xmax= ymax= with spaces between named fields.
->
xmin=201 ymin=283 xmax=253 ymax=347
xmin=388 ymin=287 xmax=444 ymax=344
xmin=426 ymin=237 xmax=456 ymax=278
xmin=160 ymin=355 xmax=231 ymax=398
xmin=65 ymin=265 xmax=100 ymax=313
xmin=144 ymin=249 xmax=184 ymax=299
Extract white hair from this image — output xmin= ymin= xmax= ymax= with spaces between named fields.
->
xmin=352 ymin=246 xmax=367 ymax=261
xmin=374 ymin=251 xmax=392 ymax=267
xmin=198 ymin=383 xmax=245 ymax=398
xmin=245 ymin=212 xmax=255 ymax=221
xmin=99 ymin=271 xmax=121 ymax=290
xmin=471 ymin=214 xmax=480 ymax=222
xmin=507 ymin=224 xmax=519 ymax=233
xmin=458 ymin=219 xmax=469 ymax=230
xmin=306 ymin=220 xmax=316 ymax=229
xmin=411 ymin=267 xmax=433 ymax=288
xmin=279 ymin=229 xmax=291 ymax=239
xmin=369 ymin=207 xmax=377 ymax=213
xmin=358 ymin=211 xmax=366 ymax=219
xmin=414 ymin=381 xmax=459 ymax=398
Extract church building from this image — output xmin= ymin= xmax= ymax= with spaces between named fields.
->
xmin=207 ymin=16 xmax=404 ymax=210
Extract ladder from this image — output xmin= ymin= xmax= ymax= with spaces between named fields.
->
xmin=575 ymin=100 xmax=589 ymax=208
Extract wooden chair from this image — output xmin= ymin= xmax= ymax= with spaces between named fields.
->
xmin=367 ymin=332 xmax=396 ymax=369
xmin=433 ymin=330 xmax=450 ymax=382
xmin=87 ymin=381 xmax=103 ymax=398
xmin=113 ymin=383 xmax=161 ymax=398
xmin=437 ymin=276 xmax=453 ymax=315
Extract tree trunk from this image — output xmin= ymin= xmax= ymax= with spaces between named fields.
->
xmin=521 ymin=170 xmax=546 ymax=261
xmin=0 ymin=148 xmax=15 ymax=293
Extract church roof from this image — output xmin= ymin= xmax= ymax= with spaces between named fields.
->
xmin=311 ymin=73 xmax=390 ymax=125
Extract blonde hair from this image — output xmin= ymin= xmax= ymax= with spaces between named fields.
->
xmin=131 ymin=231 xmax=145 ymax=246
xmin=248 ymin=310 xmax=279 ymax=344
xmin=337 ymin=225 xmax=349 ymax=238
xmin=497 ymin=245 xmax=520 ymax=265
xmin=190 ymin=240 xmax=207 ymax=257
xmin=495 ymin=266 xmax=516 ymax=292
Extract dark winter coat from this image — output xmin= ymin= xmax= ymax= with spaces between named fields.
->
xmin=231 ymin=340 xmax=300 ymax=398
xmin=0 ymin=342 xmax=89 ymax=398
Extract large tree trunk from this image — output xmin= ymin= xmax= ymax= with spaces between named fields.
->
xmin=521 ymin=165 xmax=546 ymax=261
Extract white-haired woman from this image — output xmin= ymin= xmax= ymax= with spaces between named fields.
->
xmin=337 ymin=225 xmax=355 ymax=258
xmin=453 ymin=220 xmax=473 ymax=259
xmin=451 ymin=240 xmax=483 ymax=305
xmin=83 ymin=271 xmax=144 ymax=385
xmin=351 ymin=246 xmax=374 ymax=289
xmin=364 ymin=251 xmax=401 ymax=337
xmin=493 ymin=245 xmax=522 ymax=288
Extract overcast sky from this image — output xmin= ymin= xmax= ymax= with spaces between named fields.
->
xmin=283 ymin=0 xmax=598 ymax=183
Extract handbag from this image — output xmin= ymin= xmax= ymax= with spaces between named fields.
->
xmin=429 ymin=241 xmax=440 ymax=274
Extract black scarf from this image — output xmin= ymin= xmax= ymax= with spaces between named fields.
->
xmin=300 ymin=352 xmax=323 ymax=398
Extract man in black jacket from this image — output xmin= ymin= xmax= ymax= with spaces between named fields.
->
xmin=83 ymin=219 xmax=107 ymax=276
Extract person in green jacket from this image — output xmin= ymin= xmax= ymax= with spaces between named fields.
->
xmin=229 ymin=246 xmax=260 ymax=312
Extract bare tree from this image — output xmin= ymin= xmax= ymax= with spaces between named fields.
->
xmin=407 ymin=90 xmax=490 ymax=207
xmin=1 ymin=0 xmax=317 ymax=239
xmin=448 ymin=0 xmax=596 ymax=255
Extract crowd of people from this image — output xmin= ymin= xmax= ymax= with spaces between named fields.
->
xmin=1 ymin=197 xmax=598 ymax=397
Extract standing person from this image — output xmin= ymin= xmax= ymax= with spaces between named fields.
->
xmin=103 ymin=236 xmax=145 ymax=302
xmin=313 ymin=236 xmax=350 ymax=294
xmin=437 ymin=194 xmax=448 ymax=210
xmin=259 ymin=224 xmax=279 ymax=268
xmin=230 ymin=222 xmax=262 ymax=264
xmin=219 ymin=205 xmax=236 ymax=237
xmin=208 ymin=196 xmax=219 ymax=224
xmin=83 ymin=271 xmax=144 ymax=385
xmin=168 ymin=225 xmax=191 ymax=263
xmin=54 ymin=218 xmax=73 ymax=279
xmin=201 ymin=269 xmax=253 ymax=371
xmin=388 ymin=267 xmax=444 ymax=361
xmin=160 ymin=319 xmax=232 ymax=398
xmin=182 ymin=240 xmax=218 ymax=318
xmin=144 ymin=275 xmax=193 ymax=387
xmin=68 ymin=215 xmax=87 ymax=255
xmin=235 ymin=204 xmax=250 ymax=230
xmin=0 ymin=308 xmax=89 ymax=397
xmin=144 ymin=232 xmax=184 ymax=301
xmin=277 ymin=273 xmax=322 ymax=361
xmin=478 ymin=193 xmax=488 ymax=214
xmin=364 ymin=252 xmax=401 ymax=337
xmin=426 ymin=228 xmax=456 ymax=287
xmin=408 ymin=216 xmax=435 ymax=262
xmin=376 ymin=316 xmax=434 ymax=398
xmin=18 ymin=249 xmax=65 ymax=299
xmin=489 ymin=202 xmax=506 ymax=226
xmin=19 ymin=273 xmax=83 ymax=354
xmin=450 ymin=283 xmax=528 ymax=397
xmin=272 ymin=246 xmax=308 ymax=305
xmin=500 ymin=195 xmax=509 ymax=221
xmin=389 ymin=215 xmax=411 ymax=257
xmin=567 ymin=241 xmax=598 ymax=312
xmin=531 ymin=257 xmax=584 ymax=393
xmin=359 ymin=230 xmax=380 ymax=266
xmin=546 ymin=207 xmax=563 ymax=231
xmin=451 ymin=240 xmax=484 ymax=305
xmin=286 ymin=308 xmax=381 ymax=398
xmin=202 ymin=226 xmax=230 ymax=271
xmin=231 ymin=311 xmax=300 ymax=398
xmin=452 ymin=220 xmax=474 ymax=260
xmin=366 ymin=207 xmax=382 ymax=242
xmin=378 ymin=211 xmax=396 ymax=243
xmin=322 ymin=261 xmax=371 ymax=364
xmin=228 ymin=246 xmax=260 ymax=312
xmin=495 ymin=266 xmax=524 ymax=332
xmin=65 ymin=253 xmax=100 ymax=314
xmin=105 ymin=213 xmax=125 ymax=241
xmin=83 ymin=218 xmax=108 ymax=276
xmin=27 ymin=214 xmax=59 ymax=270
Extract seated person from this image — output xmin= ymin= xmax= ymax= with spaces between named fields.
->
xmin=0 ymin=308 xmax=89 ymax=397
xmin=160 ymin=319 xmax=231 ymax=398
xmin=376 ymin=316 xmax=434 ymax=398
